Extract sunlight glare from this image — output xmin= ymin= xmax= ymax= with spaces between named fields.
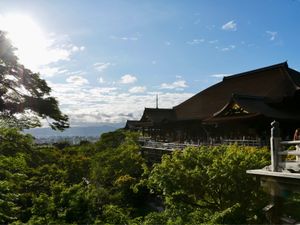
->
xmin=0 ymin=13 xmax=60 ymax=72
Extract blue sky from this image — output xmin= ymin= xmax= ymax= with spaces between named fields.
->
xmin=0 ymin=0 xmax=300 ymax=126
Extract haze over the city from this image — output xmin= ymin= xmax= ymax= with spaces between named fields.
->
xmin=1 ymin=0 xmax=299 ymax=127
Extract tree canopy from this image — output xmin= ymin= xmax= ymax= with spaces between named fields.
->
xmin=0 ymin=128 xmax=147 ymax=224
xmin=0 ymin=30 xmax=68 ymax=130
xmin=142 ymin=145 xmax=270 ymax=224
xmin=1 ymin=128 xmax=300 ymax=224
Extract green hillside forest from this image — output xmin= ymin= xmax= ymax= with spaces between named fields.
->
xmin=4 ymin=127 xmax=300 ymax=224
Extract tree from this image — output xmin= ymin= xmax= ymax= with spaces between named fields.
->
xmin=0 ymin=31 xmax=68 ymax=130
xmin=144 ymin=145 xmax=270 ymax=224
xmin=91 ymin=130 xmax=146 ymax=208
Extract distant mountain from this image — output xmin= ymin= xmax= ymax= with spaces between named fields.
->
xmin=23 ymin=124 xmax=123 ymax=138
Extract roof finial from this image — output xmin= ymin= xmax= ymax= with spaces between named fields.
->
xmin=156 ymin=94 xmax=158 ymax=109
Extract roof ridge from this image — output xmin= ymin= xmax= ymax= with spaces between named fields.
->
xmin=145 ymin=107 xmax=173 ymax=110
xmin=223 ymin=61 xmax=288 ymax=81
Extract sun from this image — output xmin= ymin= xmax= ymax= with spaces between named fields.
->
xmin=0 ymin=13 xmax=50 ymax=71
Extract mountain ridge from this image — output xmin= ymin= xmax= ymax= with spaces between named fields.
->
xmin=23 ymin=124 xmax=123 ymax=138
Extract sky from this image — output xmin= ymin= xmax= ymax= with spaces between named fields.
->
xmin=0 ymin=0 xmax=300 ymax=127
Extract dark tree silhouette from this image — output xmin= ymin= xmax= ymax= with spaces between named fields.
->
xmin=0 ymin=31 xmax=69 ymax=130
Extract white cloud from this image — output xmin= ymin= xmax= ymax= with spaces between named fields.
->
xmin=220 ymin=45 xmax=236 ymax=51
xmin=98 ymin=77 xmax=105 ymax=84
xmin=48 ymin=81 xmax=194 ymax=125
xmin=89 ymin=87 xmax=118 ymax=94
xmin=266 ymin=31 xmax=277 ymax=41
xmin=94 ymin=62 xmax=111 ymax=72
xmin=187 ymin=38 xmax=205 ymax=45
xmin=71 ymin=45 xmax=85 ymax=52
xmin=39 ymin=67 xmax=68 ymax=77
xmin=67 ymin=70 xmax=87 ymax=76
xmin=129 ymin=86 xmax=147 ymax=93
xmin=66 ymin=75 xmax=89 ymax=86
xmin=120 ymin=74 xmax=137 ymax=84
xmin=58 ymin=69 xmax=69 ymax=74
xmin=222 ymin=20 xmax=237 ymax=31
xmin=160 ymin=80 xmax=188 ymax=90
xmin=122 ymin=37 xmax=138 ymax=41
xmin=209 ymin=40 xmax=218 ymax=44
xmin=210 ymin=73 xmax=231 ymax=78
xmin=110 ymin=35 xmax=138 ymax=41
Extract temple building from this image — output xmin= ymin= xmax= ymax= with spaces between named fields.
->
xmin=125 ymin=62 xmax=300 ymax=145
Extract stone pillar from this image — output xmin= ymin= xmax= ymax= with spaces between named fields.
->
xmin=270 ymin=121 xmax=281 ymax=172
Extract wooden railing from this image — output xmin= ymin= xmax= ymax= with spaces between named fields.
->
xmin=222 ymin=139 xmax=261 ymax=146
xmin=141 ymin=140 xmax=198 ymax=151
xmin=139 ymin=136 xmax=263 ymax=152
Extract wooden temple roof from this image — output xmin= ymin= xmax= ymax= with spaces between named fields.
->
xmin=125 ymin=62 xmax=300 ymax=129
xmin=173 ymin=62 xmax=300 ymax=121
xmin=124 ymin=120 xmax=152 ymax=129
xmin=140 ymin=108 xmax=176 ymax=126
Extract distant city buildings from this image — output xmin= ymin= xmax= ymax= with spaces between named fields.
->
xmin=33 ymin=136 xmax=99 ymax=145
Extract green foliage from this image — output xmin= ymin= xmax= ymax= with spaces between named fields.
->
xmin=0 ymin=128 xmax=147 ymax=224
xmin=100 ymin=204 xmax=130 ymax=225
xmin=53 ymin=141 xmax=71 ymax=150
xmin=143 ymin=211 xmax=169 ymax=225
xmin=0 ymin=30 xmax=68 ymax=130
xmin=0 ymin=153 xmax=29 ymax=224
xmin=282 ymin=192 xmax=300 ymax=220
xmin=3 ymin=127 xmax=299 ymax=224
xmin=0 ymin=128 xmax=34 ymax=156
xmin=95 ymin=129 xmax=126 ymax=149
xmin=143 ymin=144 xmax=270 ymax=224
xmin=90 ymin=130 xmax=146 ymax=215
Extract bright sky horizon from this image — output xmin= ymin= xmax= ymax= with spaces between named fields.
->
xmin=0 ymin=0 xmax=300 ymax=127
